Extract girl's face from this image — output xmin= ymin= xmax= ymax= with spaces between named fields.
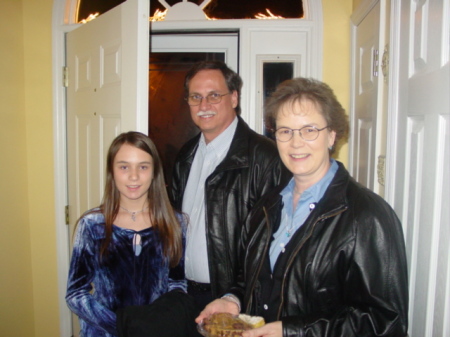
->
xmin=113 ymin=143 xmax=153 ymax=205
xmin=275 ymin=99 xmax=336 ymax=187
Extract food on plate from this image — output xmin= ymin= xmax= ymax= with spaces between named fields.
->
xmin=238 ymin=314 xmax=265 ymax=329
xmin=198 ymin=312 xmax=265 ymax=337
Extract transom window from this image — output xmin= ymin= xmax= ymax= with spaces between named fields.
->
xmin=77 ymin=0 xmax=304 ymax=23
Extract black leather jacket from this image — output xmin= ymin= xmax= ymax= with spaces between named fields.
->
xmin=229 ymin=162 xmax=409 ymax=337
xmin=170 ymin=117 xmax=291 ymax=297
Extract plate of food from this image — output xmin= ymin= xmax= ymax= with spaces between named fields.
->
xmin=198 ymin=312 xmax=265 ymax=337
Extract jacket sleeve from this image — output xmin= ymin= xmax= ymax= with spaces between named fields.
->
xmin=169 ymin=159 xmax=182 ymax=210
xmin=282 ymin=194 xmax=409 ymax=337
xmin=168 ymin=136 xmax=198 ymax=211
xmin=65 ymin=217 xmax=117 ymax=335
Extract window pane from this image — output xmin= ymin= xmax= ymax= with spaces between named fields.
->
xmin=202 ymin=0 xmax=303 ymax=19
xmin=78 ymin=0 xmax=125 ymax=22
xmin=78 ymin=0 xmax=303 ymax=22
xmin=263 ymin=62 xmax=293 ymax=99
xmin=262 ymin=62 xmax=294 ymax=138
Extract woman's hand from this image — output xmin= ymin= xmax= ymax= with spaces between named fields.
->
xmin=242 ymin=321 xmax=282 ymax=337
xmin=195 ymin=298 xmax=240 ymax=323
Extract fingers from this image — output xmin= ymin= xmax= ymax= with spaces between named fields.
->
xmin=195 ymin=306 xmax=214 ymax=323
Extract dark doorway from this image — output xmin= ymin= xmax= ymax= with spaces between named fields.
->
xmin=149 ymin=52 xmax=225 ymax=184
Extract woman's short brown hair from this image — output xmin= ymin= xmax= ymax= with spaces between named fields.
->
xmin=265 ymin=77 xmax=349 ymax=154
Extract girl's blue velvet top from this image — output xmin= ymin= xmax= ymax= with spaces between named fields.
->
xmin=66 ymin=209 xmax=187 ymax=337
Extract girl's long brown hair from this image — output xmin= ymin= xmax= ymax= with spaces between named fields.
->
xmin=80 ymin=132 xmax=182 ymax=267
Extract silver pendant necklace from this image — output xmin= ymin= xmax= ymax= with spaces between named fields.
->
xmin=285 ymin=216 xmax=295 ymax=237
xmin=120 ymin=205 xmax=148 ymax=222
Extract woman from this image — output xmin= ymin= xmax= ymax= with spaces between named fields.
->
xmin=197 ymin=78 xmax=409 ymax=337
xmin=66 ymin=132 xmax=187 ymax=337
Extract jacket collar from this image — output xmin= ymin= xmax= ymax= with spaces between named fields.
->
xmin=180 ymin=116 xmax=254 ymax=170
xmin=215 ymin=116 xmax=252 ymax=171
xmin=264 ymin=162 xmax=350 ymax=219
xmin=177 ymin=116 xmax=251 ymax=167
xmin=314 ymin=161 xmax=350 ymax=217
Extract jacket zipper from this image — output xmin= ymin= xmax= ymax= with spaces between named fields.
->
xmin=245 ymin=206 xmax=273 ymax=313
xmin=276 ymin=207 xmax=347 ymax=319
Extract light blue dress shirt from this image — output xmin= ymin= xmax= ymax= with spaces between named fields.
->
xmin=182 ymin=117 xmax=238 ymax=283
xmin=269 ymin=159 xmax=338 ymax=270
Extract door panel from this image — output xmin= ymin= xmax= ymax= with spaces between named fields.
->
xmin=389 ymin=1 xmax=450 ymax=336
xmin=66 ymin=0 xmax=149 ymax=335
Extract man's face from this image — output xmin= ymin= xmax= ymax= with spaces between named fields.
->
xmin=187 ymin=69 xmax=238 ymax=143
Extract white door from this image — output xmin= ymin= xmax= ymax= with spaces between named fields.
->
xmin=67 ymin=0 xmax=149 ymax=225
xmin=66 ymin=0 xmax=149 ymax=335
xmin=350 ymin=1 xmax=383 ymax=193
xmin=388 ymin=1 xmax=450 ymax=336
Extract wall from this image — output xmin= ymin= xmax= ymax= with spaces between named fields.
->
xmin=0 ymin=1 xmax=34 ymax=336
xmin=0 ymin=0 xmax=59 ymax=336
xmin=322 ymin=0 xmax=352 ymax=162
xmin=352 ymin=0 xmax=364 ymax=11
xmin=23 ymin=0 xmax=60 ymax=335
xmin=0 ymin=0 xmax=352 ymax=336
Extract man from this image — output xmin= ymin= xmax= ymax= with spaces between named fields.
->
xmin=170 ymin=61 xmax=291 ymax=311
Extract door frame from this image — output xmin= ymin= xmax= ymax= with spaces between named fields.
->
xmin=52 ymin=2 xmax=79 ymax=336
xmin=151 ymin=31 xmax=239 ymax=68
xmin=52 ymin=0 xmax=322 ymax=335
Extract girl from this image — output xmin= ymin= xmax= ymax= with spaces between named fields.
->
xmin=66 ymin=132 xmax=187 ymax=337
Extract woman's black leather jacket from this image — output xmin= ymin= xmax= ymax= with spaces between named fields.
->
xmin=229 ymin=162 xmax=409 ymax=337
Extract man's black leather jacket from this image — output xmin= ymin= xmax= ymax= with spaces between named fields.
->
xmin=229 ymin=162 xmax=409 ymax=337
xmin=169 ymin=117 xmax=291 ymax=297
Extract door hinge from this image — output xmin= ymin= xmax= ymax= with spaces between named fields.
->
xmin=381 ymin=44 xmax=389 ymax=83
xmin=63 ymin=66 xmax=69 ymax=87
xmin=373 ymin=49 xmax=379 ymax=77
xmin=377 ymin=155 xmax=386 ymax=187
xmin=65 ymin=205 xmax=70 ymax=225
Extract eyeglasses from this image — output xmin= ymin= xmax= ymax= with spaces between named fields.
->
xmin=186 ymin=92 xmax=230 ymax=106
xmin=274 ymin=126 xmax=329 ymax=142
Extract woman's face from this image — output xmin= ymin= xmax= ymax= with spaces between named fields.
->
xmin=113 ymin=143 xmax=153 ymax=205
xmin=275 ymin=99 xmax=336 ymax=186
